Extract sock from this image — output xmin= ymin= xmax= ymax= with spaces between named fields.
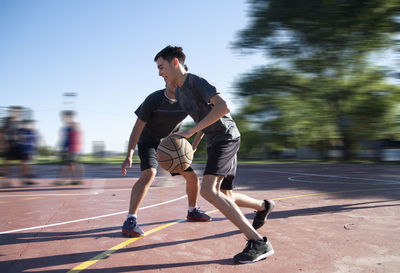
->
xmin=188 ymin=206 xmax=197 ymax=212
xmin=127 ymin=214 xmax=137 ymax=219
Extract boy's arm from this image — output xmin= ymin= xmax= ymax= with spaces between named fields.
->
xmin=121 ymin=118 xmax=146 ymax=174
xmin=192 ymin=131 xmax=204 ymax=152
xmin=176 ymin=94 xmax=229 ymax=138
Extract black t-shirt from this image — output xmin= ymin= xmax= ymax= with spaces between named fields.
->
xmin=175 ymin=73 xmax=240 ymax=146
xmin=135 ymin=89 xmax=188 ymax=145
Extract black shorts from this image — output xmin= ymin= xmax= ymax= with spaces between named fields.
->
xmin=137 ymin=141 xmax=193 ymax=175
xmin=204 ymin=137 xmax=240 ymax=190
xmin=5 ymin=146 xmax=24 ymax=161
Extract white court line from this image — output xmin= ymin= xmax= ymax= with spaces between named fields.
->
xmin=258 ymin=169 xmax=400 ymax=184
xmin=288 ymin=176 xmax=400 ymax=185
xmin=0 ymin=193 xmax=101 ymax=198
xmin=0 ymin=195 xmax=187 ymax=235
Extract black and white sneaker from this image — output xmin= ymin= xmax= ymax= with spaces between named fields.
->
xmin=252 ymin=200 xmax=275 ymax=230
xmin=233 ymin=237 xmax=274 ymax=264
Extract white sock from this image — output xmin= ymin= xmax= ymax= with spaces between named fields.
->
xmin=127 ymin=214 xmax=137 ymax=219
xmin=188 ymin=206 xmax=197 ymax=212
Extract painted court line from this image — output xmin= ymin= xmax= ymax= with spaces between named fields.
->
xmin=67 ymin=210 xmax=219 ymax=273
xmin=0 ymin=193 xmax=101 ymax=198
xmin=0 ymin=195 xmax=187 ymax=235
xmin=272 ymin=187 xmax=400 ymax=200
xmin=67 ymin=187 xmax=400 ymax=272
xmin=66 ymin=218 xmax=190 ymax=273
xmin=258 ymin=169 xmax=400 ymax=184
xmin=288 ymin=176 xmax=400 ymax=185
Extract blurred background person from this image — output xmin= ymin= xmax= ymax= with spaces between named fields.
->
xmin=18 ymin=119 xmax=39 ymax=185
xmin=54 ymin=110 xmax=84 ymax=185
xmin=1 ymin=106 xmax=25 ymax=187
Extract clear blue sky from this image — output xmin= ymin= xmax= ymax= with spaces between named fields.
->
xmin=0 ymin=0 xmax=267 ymax=153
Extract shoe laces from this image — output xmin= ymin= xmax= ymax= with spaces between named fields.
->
xmin=195 ymin=207 xmax=205 ymax=213
xmin=243 ymin=239 xmax=256 ymax=252
xmin=191 ymin=207 xmax=205 ymax=214
xmin=127 ymin=217 xmax=137 ymax=224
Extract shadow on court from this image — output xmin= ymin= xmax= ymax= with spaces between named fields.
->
xmin=245 ymin=199 xmax=400 ymax=220
xmin=0 ymin=230 xmax=240 ymax=273
xmin=1 ymin=163 xmax=400 ymax=273
xmin=234 ymin=163 xmax=400 ymax=200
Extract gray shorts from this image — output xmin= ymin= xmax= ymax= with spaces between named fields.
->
xmin=204 ymin=137 xmax=240 ymax=190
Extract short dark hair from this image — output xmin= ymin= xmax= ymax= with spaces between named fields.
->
xmin=154 ymin=45 xmax=186 ymax=65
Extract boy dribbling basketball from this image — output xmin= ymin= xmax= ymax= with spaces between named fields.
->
xmin=121 ymin=82 xmax=211 ymax=237
xmin=154 ymin=46 xmax=275 ymax=264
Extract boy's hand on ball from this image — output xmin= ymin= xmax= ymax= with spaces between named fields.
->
xmin=174 ymin=129 xmax=194 ymax=139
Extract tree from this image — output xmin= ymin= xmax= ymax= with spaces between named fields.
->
xmin=233 ymin=0 xmax=400 ymax=160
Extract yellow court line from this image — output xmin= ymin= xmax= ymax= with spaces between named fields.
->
xmin=21 ymin=197 xmax=43 ymax=200
xmin=67 ymin=223 xmax=181 ymax=272
xmin=67 ymin=211 xmax=219 ymax=273
xmin=67 ymin=186 xmax=400 ymax=272
xmin=272 ymin=187 xmax=400 ymax=201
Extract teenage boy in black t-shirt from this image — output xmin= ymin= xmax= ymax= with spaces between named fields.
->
xmin=154 ymin=46 xmax=275 ymax=264
xmin=121 ymin=83 xmax=211 ymax=237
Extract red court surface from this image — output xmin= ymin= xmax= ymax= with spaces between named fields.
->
xmin=1 ymin=163 xmax=400 ymax=273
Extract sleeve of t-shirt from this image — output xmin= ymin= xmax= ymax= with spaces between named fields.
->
xmin=134 ymin=92 xmax=161 ymax=122
xmin=192 ymin=75 xmax=219 ymax=103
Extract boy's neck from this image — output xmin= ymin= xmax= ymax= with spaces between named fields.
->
xmin=176 ymin=71 xmax=188 ymax=87
xmin=165 ymin=87 xmax=176 ymax=99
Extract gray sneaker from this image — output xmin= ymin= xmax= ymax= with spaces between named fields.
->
xmin=233 ymin=237 xmax=274 ymax=264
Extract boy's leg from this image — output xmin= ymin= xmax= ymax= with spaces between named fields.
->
xmin=180 ymin=170 xmax=199 ymax=208
xmin=123 ymin=167 xmax=156 ymax=237
xmin=1 ymin=159 xmax=11 ymax=187
xmin=222 ymin=189 xmax=275 ymax=230
xmin=212 ymin=181 xmax=275 ymax=263
xmin=221 ymin=190 xmax=264 ymax=210
xmin=200 ymin=174 xmax=262 ymax=241
xmin=70 ymin=161 xmax=84 ymax=185
xmin=123 ymin=142 xmax=159 ymax=237
xmin=128 ymin=168 xmax=156 ymax=215
xmin=181 ymin=170 xmax=211 ymax=222
xmin=20 ymin=160 xmax=35 ymax=185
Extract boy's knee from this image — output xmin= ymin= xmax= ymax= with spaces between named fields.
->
xmin=200 ymin=184 xmax=217 ymax=201
xmin=221 ymin=189 xmax=232 ymax=198
xmin=140 ymin=168 xmax=156 ymax=182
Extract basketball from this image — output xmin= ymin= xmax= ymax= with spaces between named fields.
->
xmin=156 ymin=135 xmax=194 ymax=173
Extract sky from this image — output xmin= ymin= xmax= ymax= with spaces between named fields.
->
xmin=0 ymin=0 xmax=268 ymax=153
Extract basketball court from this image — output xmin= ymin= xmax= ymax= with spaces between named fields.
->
xmin=1 ymin=163 xmax=399 ymax=272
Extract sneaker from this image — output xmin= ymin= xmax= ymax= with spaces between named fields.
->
xmin=187 ymin=207 xmax=212 ymax=222
xmin=22 ymin=180 xmax=37 ymax=186
xmin=253 ymin=200 xmax=275 ymax=230
xmin=233 ymin=237 xmax=274 ymax=264
xmin=122 ymin=217 xmax=144 ymax=237
xmin=53 ymin=180 xmax=67 ymax=186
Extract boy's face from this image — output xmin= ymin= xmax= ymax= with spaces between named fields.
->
xmin=156 ymin=57 xmax=176 ymax=86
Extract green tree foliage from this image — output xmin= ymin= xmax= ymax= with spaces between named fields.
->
xmin=233 ymin=0 xmax=400 ymax=160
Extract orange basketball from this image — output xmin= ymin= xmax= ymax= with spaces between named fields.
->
xmin=156 ymin=136 xmax=194 ymax=173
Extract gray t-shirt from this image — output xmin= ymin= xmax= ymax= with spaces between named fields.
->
xmin=174 ymin=73 xmax=240 ymax=146
xmin=135 ymin=89 xmax=188 ymax=144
